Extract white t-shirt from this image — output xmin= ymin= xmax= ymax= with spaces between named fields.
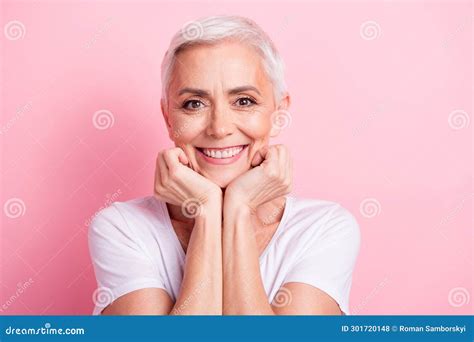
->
xmin=88 ymin=195 xmax=360 ymax=315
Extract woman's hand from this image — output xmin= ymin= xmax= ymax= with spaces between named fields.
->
xmin=154 ymin=147 xmax=223 ymax=315
xmin=154 ymin=147 xmax=222 ymax=216
xmin=225 ymin=144 xmax=292 ymax=212
xmin=222 ymin=144 xmax=292 ymax=315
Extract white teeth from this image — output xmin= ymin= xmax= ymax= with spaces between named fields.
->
xmin=202 ymin=146 xmax=244 ymax=159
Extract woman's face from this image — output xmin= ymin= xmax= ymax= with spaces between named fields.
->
xmin=162 ymin=40 xmax=289 ymax=188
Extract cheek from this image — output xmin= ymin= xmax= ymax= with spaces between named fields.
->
xmin=239 ymin=112 xmax=273 ymax=140
xmin=168 ymin=114 xmax=205 ymax=143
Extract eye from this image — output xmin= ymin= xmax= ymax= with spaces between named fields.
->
xmin=183 ymin=100 xmax=204 ymax=110
xmin=235 ymin=97 xmax=256 ymax=107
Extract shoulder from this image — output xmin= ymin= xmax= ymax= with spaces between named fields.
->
xmin=284 ymin=196 xmax=360 ymax=248
xmin=88 ymin=195 xmax=165 ymax=239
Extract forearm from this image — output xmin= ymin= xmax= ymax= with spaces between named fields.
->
xmin=222 ymin=202 xmax=275 ymax=315
xmin=171 ymin=199 xmax=223 ymax=315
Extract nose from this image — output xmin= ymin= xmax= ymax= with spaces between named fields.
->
xmin=205 ymin=106 xmax=234 ymax=139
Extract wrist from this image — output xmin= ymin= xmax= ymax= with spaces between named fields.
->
xmin=201 ymin=185 xmax=222 ymax=204
xmin=200 ymin=193 xmax=222 ymax=217
xmin=225 ymin=187 xmax=256 ymax=213
xmin=222 ymin=199 xmax=254 ymax=237
xmin=224 ymin=193 xmax=255 ymax=218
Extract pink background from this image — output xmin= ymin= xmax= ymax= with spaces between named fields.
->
xmin=1 ymin=0 xmax=472 ymax=315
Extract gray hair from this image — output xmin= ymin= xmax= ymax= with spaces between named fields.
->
xmin=160 ymin=15 xmax=287 ymax=105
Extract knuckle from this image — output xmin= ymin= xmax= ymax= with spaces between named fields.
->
xmin=156 ymin=154 xmax=163 ymax=166
xmin=170 ymin=147 xmax=183 ymax=155
xmin=268 ymin=145 xmax=278 ymax=153
xmin=167 ymin=163 xmax=178 ymax=174
xmin=166 ymin=149 xmax=176 ymax=158
xmin=154 ymin=184 xmax=164 ymax=196
xmin=265 ymin=167 xmax=279 ymax=180
xmin=161 ymin=174 xmax=171 ymax=187
xmin=169 ymin=166 xmax=182 ymax=179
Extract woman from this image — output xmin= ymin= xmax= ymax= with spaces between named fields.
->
xmin=88 ymin=15 xmax=360 ymax=315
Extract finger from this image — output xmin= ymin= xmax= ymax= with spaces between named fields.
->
xmin=277 ymin=145 xmax=289 ymax=176
xmin=286 ymin=149 xmax=293 ymax=181
xmin=282 ymin=147 xmax=292 ymax=192
xmin=261 ymin=145 xmax=278 ymax=167
xmin=251 ymin=151 xmax=264 ymax=167
xmin=172 ymin=147 xmax=189 ymax=165
xmin=251 ymin=145 xmax=269 ymax=167
xmin=280 ymin=145 xmax=292 ymax=184
xmin=266 ymin=145 xmax=289 ymax=183
xmin=275 ymin=145 xmax=291 ymax=184
xmin=177 ymin=149 xmax=189 ymax=166
xmin=164 ymin=147 xmax=189 ymax=170
xmin=157 ymin=152 xmax=169 ymax=185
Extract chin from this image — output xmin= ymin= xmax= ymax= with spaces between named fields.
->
xmin=207 ymin=173 xmax=239 ymax=189
xmin=198 ymin=166 xmax=248 ymax=189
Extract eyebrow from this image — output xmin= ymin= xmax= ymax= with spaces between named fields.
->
xmin=178 ymin=87 xmax=210 ymax=97
xmin=177 ymin=85 xmax=261 ymax=97
xmin=228 ymin=86 xmax=261 ymax=96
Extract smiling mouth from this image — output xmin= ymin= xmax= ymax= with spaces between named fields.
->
xmin=196 ymin=144 xmax=248 ymax=159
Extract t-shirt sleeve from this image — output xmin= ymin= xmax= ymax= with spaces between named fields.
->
xmin=283 ymin=204 xmax=361 ymax=315
xmin=88 ymin=203 xmax=166 ymax=315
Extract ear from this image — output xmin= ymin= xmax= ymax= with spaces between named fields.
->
xmin=270 ymin=92 xmax=291 ymax=138
xmin=161 ymin=98 xmax=174 ymax=140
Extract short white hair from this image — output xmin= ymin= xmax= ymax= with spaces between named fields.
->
xmin=161 ymin=15 xmax=287 ymax=104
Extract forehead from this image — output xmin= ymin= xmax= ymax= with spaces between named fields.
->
xmin=169 ymin=41 xmax=272 ymax=92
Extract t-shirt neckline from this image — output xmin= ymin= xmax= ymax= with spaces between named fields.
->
xmin=158 ymin=196 xmax=293 ymax=263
